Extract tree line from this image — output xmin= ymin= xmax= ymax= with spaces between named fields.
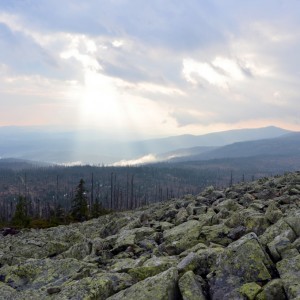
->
xmin=0 ymin=164 xmax=221 ymax=228
xmin=0 ymin=159 xmax=277 ymax=229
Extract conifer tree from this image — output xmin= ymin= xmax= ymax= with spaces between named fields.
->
xmin=71 ymin=179 xmax=88 ymax=222
xmin=12 ymin=196 xmax=30 ymax=227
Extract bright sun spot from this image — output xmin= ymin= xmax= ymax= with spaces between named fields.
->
xmin=81 ymin=70 xmax=123 ymax=127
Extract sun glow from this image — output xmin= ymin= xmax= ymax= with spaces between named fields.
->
xmin=81 ymin=70 xmax=121 ymax=120
xmin=78 ymin=69 xmax=175 ymax=137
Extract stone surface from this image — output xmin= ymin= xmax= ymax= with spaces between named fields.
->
xmin=277 ymin=254 xmax=300 ymax=299
xmin=107 ymin=267 xmax=179 ymax=300
xmin=178 ymin=271 xmax=206 ymax=300
xmin=0 ymin=172 xmax=300 ymax=299
xmin=209 ymin=233 xmax=273 ymax=299
xmin=256 ymin=279 xmax=286 ymax=300
xmin=239 ymin=282 xmax=262 ymax=300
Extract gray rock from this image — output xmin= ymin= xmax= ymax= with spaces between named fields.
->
xmin=177 ymin=252 xmax=201 ymax=273
xmin=209 ymin=233 xmax=273 ymax=299
xmin=107 ymin=267 xmax=179 ymax=300
xmin=178 ymin=271 xmax=206 ymax=300
xmin=276 ymin=254 xmax=300 ymax=299
xmin=265 ymin=202 xmax=283 ymax=224
xmin=256 ymin=279 xmax=286 ymax=300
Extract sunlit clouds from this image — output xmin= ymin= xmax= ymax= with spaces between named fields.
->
xmin=0 ymin=0 xmax=300 ymax=137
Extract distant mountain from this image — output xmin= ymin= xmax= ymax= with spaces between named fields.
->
xmin=168 ymin=132 xmax=300 ymax=162
xmin=0 ymin=158 xmax=51 ymax=170
xmin=0 ymin=126 xmax=292 ymax=164
xmin=132 ymin=126 xmax=290 ymax=155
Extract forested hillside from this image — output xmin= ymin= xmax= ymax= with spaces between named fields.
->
xmin=0 ymin=154 xmax=299 ymax=228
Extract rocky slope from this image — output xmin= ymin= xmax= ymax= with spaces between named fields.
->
xmin=0 ymin=172 xmax=300 ymax=299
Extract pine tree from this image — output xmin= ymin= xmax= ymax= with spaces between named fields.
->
xmin=12 ymin=196 xmax=30 ymax=227
xmin=71 ymin=179 xmax=88 ymax=222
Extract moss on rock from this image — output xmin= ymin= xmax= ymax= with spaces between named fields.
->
xmin=178 ymin=271 xmax=206 ymax=300
xmin=239 ymin=282 xmax=262 ymax=300
xmin=107 ymin=267 xmax=179 ymax=300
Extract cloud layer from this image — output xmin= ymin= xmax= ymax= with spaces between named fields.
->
xmin=0 ymin=0 xmax=300 ymax=137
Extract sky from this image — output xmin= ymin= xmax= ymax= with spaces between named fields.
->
xmin=0 ymin=0 xmax=300 ymax=139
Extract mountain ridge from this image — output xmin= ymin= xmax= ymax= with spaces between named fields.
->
xmin=165 ymin=131 xmax=300 ymax=163
xmin=0 ymin=125 xmax=290 ymax=164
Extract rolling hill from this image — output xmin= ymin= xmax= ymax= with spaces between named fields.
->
xmin=0 ymin=126 xmax=292 ymax=164
xmin=167 ymin=132 xmax=300 ymax=162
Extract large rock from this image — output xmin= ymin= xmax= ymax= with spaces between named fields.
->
xmin=276 ymin=254 xmax=300 ymax=299
xmin=239 ymin=282 xmax=262 ymax=300
xmin=0 ymin=282 xmax=17 ymax=300
xmin=0 ymin=258 xmax=97 ymax=291
xmin=256 ymin=279 xmax=286 ymax=300
xmin=163 ymin=220 xmax=202 ymax=243
xmin=107 ymin=267 xmax=179 ymax=300
xmin=209 ymin=233 xmax=273 ymax=299
xmin=163 ymin=220 xmax=203 ymax=253
xmin=265 ymin=202 xmax=283 ymax=224
xmin=285 ymin=216 xmax=300 ymax=237
xmin=259 ymin=219 xmax=297 ymax=247
xmin=114 ymin=227 xmax=155 ymax=250
xmin=195 ymin=247 xmax=224 ymax=276
xmin=178 ymin=271 xmax=206 ymax=300
xmin=177 ymin=252 xmax=201 ymax=274
xmin=199 ymin=224 xmax=232 ymax=246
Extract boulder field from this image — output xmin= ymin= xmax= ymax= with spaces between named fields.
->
xmin=0 ymin=171 xmax=300 ymax=299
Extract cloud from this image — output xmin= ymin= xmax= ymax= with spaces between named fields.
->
xmin=0 ymin=0 xmax=299 ymax=136
xmin=112 ymin=154 xmax=158 ymax=166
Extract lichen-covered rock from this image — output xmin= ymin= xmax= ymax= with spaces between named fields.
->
xmin=199 ymin=224 xmax=232 ymax=246
xmin=114 ymin=227 xmax=155 ymax=250
xmin=186 ymin=204 xmax=208 ymax=216
xmin=265 ymin=202 xmax=283 ymax=224
xmin=0 ymin=258 xmax=97 ymax=291
xmin=179 ymin=242 xmax=207 ymax=258
xmin=195 ymin=247 xmax=224 ymax=276
xmin=50 ymin=274 xmax=113 ymax=300
xmin=163 ymin=220 xmax=203 ymax=253
xmin=214 ymin=198 xmax=242 ymax=212
xmin=267 ymin=236 xmax=293 ymax=262
xmin=175 ymin=208 xmax=188 ymax=225
xmin=163 ymin=220 xmax=201 ymax=243
xmin=259 ymin=219 xmax=297 ymax=247
xmin=109 ymin=257 xmax=146 ymax=272
xmin=285 ymin=216 xmax=300 ymax=237
xmin=144 ymin=255 xmax=179 ymax=267
xmin=256 ymin=279 xmax=286 ymax=300
xmin=177 ymin=252 xmax=201 ymax=274
xmin=107 ymin=267 xmax=179 ymax=300
xmin=228 ymin=225 xmax=247 ymax=241
xmin=128 ymin=264 xmax=170 ymax=281
xmin=243 ymin=212 xmax=270 ymax=236
xmin=0 ymin=282 xmax=17 ymax=300
xmin=58 ymin=241 xmax=92 ymax=260
xmin=1 ymin=172 xmax=300 ymax=299
xmin=209 ymin=233 xmax=273 ymax=299
xmin=276 ymin=254 xmax=300 ymax=299
xmin=178 ymin=271 xmax=206 ymax=300
xmin=239 ymin=282 xmax=262 ymax=300
xmin=292 ymin=237 xmax=300 ymax=251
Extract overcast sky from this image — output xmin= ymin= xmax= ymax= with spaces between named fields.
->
xmin=0 ymin=0 xmax=300 ymax=138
